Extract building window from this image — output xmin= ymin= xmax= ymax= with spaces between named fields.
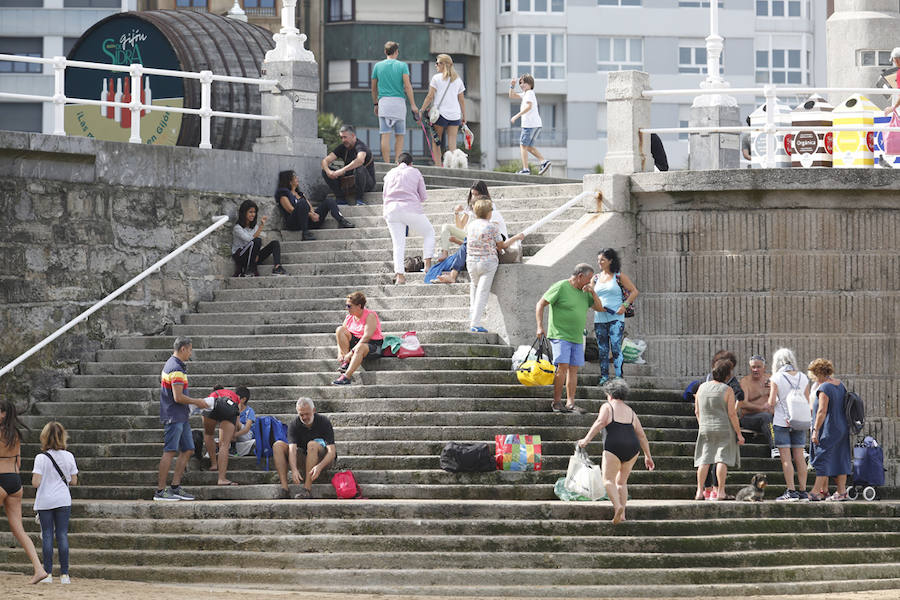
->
xmin=502 ymin=0 xmax=564 ymax=12
xmin=0 ymin=102 xmax=42 ymax=132
xmin=516 ymin=33 xmax=565 ymax=80
xmin=756 ymin=0 xmax=801 ymax=17
xmin=328 ymin=0 xmax=354 ymax=22
xmin=243 ymin=0 xmax=275 ymax=16
xmin=859 ymin=50 xmax=894 ymax=67
xmin=598 ymin=37 xmax=642 ymax=72
xmin=678 ymin=43 xmax=722 ymax=74
xmin=62 ymin=0 xmax=120 ymax=6
xmin=598 ymin=0 xmax=640 ymax=5
xmin=353 ymin=61 xmax=429 ymax=89
xmin=0 ymin=38 xmax=42 ymax=73
xmin=756 ymin=48 xmax=803 ymax=84
xmin=174 ymin=0 xmax=208 ymax=10
xmin=500 ymin=35 xmax=512 ymax=79
xmin=444 ymin=0 xmax=465 ymax=28
xmin=679 ymin=120 xmax=689 ymax=141
xmin=678 ymin=1 xmax=722 ymax=6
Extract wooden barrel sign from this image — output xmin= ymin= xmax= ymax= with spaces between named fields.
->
xmin=64 ymin=11 xmax=274 ymax=150
xmin=790 ymin=94 xmax=833 ymax=168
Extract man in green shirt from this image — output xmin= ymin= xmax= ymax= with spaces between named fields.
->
xmin=536 ymin=263 xmax=605 ymax=414
xmin=371 ymin=41 xmax=420 ymax=164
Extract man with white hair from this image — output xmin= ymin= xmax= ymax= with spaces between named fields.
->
xmin=272 ymin=398 xmax=336 ymax=499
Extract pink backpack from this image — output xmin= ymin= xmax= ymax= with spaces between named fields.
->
xmin=331 ymin=470 xmax=361 ymax=499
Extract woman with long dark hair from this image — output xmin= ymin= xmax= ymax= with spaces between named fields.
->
xmin=0 ymin=399 xmax=48 ymax=584
xmin=592 ymin=248 xmax=638 ymax=385
xmin=231 ymin=199 xmax=287 ymax=277
xmin=275 ymin=170 xmax=354 ymax=241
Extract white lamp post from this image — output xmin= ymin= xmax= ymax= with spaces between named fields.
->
xmin=265 ymin=0 xmax=314 ymax=63
xmin=693 ymin=1 xmax=737 ymax=108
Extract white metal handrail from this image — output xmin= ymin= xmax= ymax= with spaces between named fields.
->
xmin=521 ymin=191 xmax=593 ymax=237
xmin=0 ymin=53 xmax=278 ymax=149
xmin=0 ymin=215 xmax=229 ymax=379
xmin=640 ymin=84 xmax=900 ymax=167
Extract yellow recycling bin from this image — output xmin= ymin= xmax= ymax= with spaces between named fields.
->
xmin=832 ymin=94 xmax=880 ymax=168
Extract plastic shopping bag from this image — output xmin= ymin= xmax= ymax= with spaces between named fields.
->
xmin=564 ymin=446 xmax=605 ymax=500
xmin=554 ymin=477 xmax=592 ymax=502
xmin=511 ymin=344 xmax=536 ymax=371
xmin=887 ymin=110 xmax=900 ymax=155
xmin=397 ymin=331 xmax=425 ymax=358
xmin=621 ymin=337 xmax=647 ymax=364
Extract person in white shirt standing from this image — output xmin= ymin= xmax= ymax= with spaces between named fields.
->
xmin=382 ymin=153 xmax=435 ymax=285
xmin=31 ymin=422 xmax=78 ymax=584
xmin=420 ymin=54 xmax=467 ymax=162
xmin=509 ymin=73 xmax=551 ymax=175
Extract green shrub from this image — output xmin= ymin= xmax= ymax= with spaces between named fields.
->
xmin=318 ymin=113 xmax=343 ymax=149
xmin=593 ymin=164 xmax=604 ymax=174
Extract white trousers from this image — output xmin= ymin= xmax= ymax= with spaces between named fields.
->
xmin=440 ymin=223 xmax=467 ymax=251
xmin=467 ymin=259 xmax=498 ymax=328
xmin=385 ymin=210 xmax=436 ymax=275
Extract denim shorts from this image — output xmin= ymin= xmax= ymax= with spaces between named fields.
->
xmin=434 ymin=115 xmax=462 ymax=127
xmin=773 ymin=424 xmax=808 ymax=448
xmin=520 ymin=127 xmax=541 ymax=146
xmin=550 ymin=338 xmax=585 ymax=367
xmin=379 ymin=116 xmax=405 ymax=135
xmin=163 ymin=421 xmax=194 ymax=453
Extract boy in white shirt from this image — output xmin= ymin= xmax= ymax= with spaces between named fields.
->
xmin=509 ymin=73 xmax=551 ymax=175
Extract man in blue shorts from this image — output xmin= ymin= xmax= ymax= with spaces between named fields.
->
xmin=371 ymin=40 xmax=420 ymax=163
xmin=536 ymin=264 xmax=605 ymax=414
xmin=154 ymin=336 xmax=209 ymax=501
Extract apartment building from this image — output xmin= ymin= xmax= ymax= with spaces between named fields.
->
xmin=302 ymin=0 xmax=478 ymax=162
xmin=480 ymin=0 xmax=827 ymax=176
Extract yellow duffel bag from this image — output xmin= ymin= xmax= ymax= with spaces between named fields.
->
xmin=516 ymin=336 xmax=556 ymax=386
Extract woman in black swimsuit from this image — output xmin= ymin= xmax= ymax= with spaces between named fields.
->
xmin=578 ymin=379 xmax=654 ymax=524
xmin=0 ymin=399 xmax=48 ymax=584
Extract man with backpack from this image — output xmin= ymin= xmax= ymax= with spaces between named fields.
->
xmin=272 ymin=398 xmax=336 ymax=499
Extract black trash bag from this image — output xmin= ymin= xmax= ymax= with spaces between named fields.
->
xmin=440 ymin=442 xmax=496 ymax=472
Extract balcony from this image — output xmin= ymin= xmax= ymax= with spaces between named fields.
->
xmin=497 ymin=127 xmax=566 ymax=147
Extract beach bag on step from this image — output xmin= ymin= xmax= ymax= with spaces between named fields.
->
xmin=516 ymin=336 xmax=556 ymax=386
xmin=397 ymin=331 xmax=425 ymax=358
xmin=495 ymin=434 xmax=542 ymax=471
xmin=440 ymin=442 xmax=496 ymax=472
xmin=564 ymin=446 xmax=605 ymax=500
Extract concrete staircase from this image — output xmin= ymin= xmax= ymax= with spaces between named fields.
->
xmin=372 ymin=162 xmax=579 ymax=191
xmin=3 ymin=174 xmax=899 ymax=595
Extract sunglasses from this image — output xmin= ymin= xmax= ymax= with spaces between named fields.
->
xmin=345 ymin=304 xmax=354 ymax=309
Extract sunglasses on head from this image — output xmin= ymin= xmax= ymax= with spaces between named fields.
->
xmin=750 ymin=355 xmax=766 ymax=363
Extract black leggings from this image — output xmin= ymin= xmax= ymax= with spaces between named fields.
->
xmin=233 ymin=238 xmax=281 ymax=275
xmin=282 ymin=196 xmax=344 ymax=232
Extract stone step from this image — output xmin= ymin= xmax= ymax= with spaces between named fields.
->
xmin=51 ymin=382 xmax=671 ymax=402
xmin=276 ymin=245 xmax=541 ymax=265
xmin=2 ymin=554 xmax=899 ymax=590
xmin=95 ymin=343 xmax=512 ymax=362
xmin=81 ymin=356 xmax=517 ymax=376
xmin=63 ymin=369 xmax=652 ymax=389
xmin=374 ymin=163 xmax=580 ymax=184
xmin=195 ymin=295 xmax=471 ymax=314
xmin=168 ymin=320 xmax=470 ymax=336
xmin=359 ymin=181 xmax=584 ymax=203
xmin=180 ymin=306 xmax=465 ymax=325
xmin=275 ymin=220 xmax=571 ymax=241
xmin=275 ymin=237 xmax=553 ymax=254
xmin=110 ymin=330 xmax=490 ymax=349
xmin=316 ymin=204 xmax=582 ymax=226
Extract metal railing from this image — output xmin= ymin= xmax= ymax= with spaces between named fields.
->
xmin=641 ymin=84 xmax=900 ymax=168
xmin=521 ymin=191 xmax=594 ymax=237
xmin=0 ymin=54 xmax=279 ymax=149
xmin=497 ymin=127 xmax=567 ymax=148
xmin=0 ymin=215 xmax=229 ymax=380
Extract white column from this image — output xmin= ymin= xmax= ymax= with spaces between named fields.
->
xmin=692 ymin=1 xmax=736 ymax=109
xmin=265 ymin=0 xmax=314 ymax=63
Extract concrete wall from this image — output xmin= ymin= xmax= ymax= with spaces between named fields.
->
xmin=0 ymin=130 xmax=322 ymax=405
xmin=483 ymin=168 xmax=899 ymax=483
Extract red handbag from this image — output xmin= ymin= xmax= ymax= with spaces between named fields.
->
xmin=396 ymin=331 xmax=425 ymax=358
xmin=331 ymin=470 xmax=361 ymax=499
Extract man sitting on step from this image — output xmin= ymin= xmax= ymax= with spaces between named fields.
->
xmin=321 ymin=125 xmax=376 ymax=206
xmin=272 ymin=398 xmax=336 ymax=499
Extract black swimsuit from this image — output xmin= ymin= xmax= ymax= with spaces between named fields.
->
xmin=0 ymin=452 xmax=22 ymax=495
xmin=604 ymin=404 xmax=640 ymax=462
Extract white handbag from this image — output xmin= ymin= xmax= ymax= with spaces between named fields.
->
xmin=564 ymin=446 xmax=605 ymax=500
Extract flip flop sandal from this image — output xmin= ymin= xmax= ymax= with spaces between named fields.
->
xmin=551 ymin=402 xmax=567 ymax=413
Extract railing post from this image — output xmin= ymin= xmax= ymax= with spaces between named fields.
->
xmin=199 ymin=70 xmax=213 ymax=149
xmin=52 ymin=56 xmax=66 ymax=137
xmin=129 ymin=63 xmax=142 ymax=144
xmin=764 ymin=84 xmax=776 ymax=168
xmin=604 ymin=70 xmax=652 ymax=175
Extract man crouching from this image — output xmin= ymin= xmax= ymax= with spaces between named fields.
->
xmin=273 ymin=398 xmax=336 ymax=499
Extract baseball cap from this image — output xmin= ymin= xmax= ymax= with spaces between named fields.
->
xmin=891 ymin=47 xmax=900 ymax=59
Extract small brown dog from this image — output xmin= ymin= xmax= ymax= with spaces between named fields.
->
xmin=735 ymin=473 xmax=767 ymax=502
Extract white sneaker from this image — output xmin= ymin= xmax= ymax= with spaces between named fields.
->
xmin=771 ymin=448 xmax=780 ymax=459
xmin=60 ymin=574 xmax=71 ymax=584
xmin=39 ymin=575 xmax=52 ymax=583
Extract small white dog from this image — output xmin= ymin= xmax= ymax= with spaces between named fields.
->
xmin=443 ymin=148 xmax=468 ymax=169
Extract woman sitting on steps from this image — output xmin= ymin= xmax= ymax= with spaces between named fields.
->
xmin=231 ymin=200 xmax=287 ymax=277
